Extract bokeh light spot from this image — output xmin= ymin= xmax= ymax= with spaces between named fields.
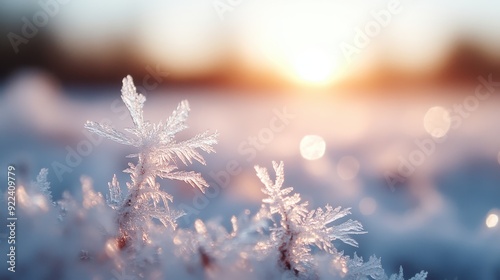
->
xmin=424 ymin=106 xmax=451 ymax=138
xmin=359 ymin=197 xmax=377 ymax=216
xmin=337 ymin=156 xmax=360 ymax=180
xmin=300 ymin=135 xmax=326 ymax=160
xmin=486 ymin=213 xmax=498 ymax=228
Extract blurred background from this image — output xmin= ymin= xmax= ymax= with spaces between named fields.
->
xmin=1 ymin=0 xmax=499 ymax=279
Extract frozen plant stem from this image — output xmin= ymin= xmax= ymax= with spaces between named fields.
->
xmin=279 ymin=227 xmax=299 ymax=275
xmin=277 ymin=198 xmax=299 ymax=275
xmin=116 ymin=152 xmax=147 ymax=248
xmin=85 ymin=75 xmax=217 ymax=249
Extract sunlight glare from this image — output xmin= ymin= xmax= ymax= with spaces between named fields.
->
xmin=291 ymin=49 xmax=336 ymax=85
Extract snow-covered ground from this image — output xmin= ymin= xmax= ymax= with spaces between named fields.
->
xmin=1 ymin=71 xmax=499 ymax=279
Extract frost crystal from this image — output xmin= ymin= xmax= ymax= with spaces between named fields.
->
xmin=85 ymin=75 xmax=218 ymax=248
xmin=106 ymin=174 xmax=123 ymax=210
xmin=11 ymin=76 xmax=431 ymax=279
xmin=345 ymin=253 xmax=385 ymax=280
xmin=387 ymin=267 xmax=428 ymax=280
xmin=255 ymin=161 xmax=366 ymax=277
xmin=254 ymin=161 xmax=426 ymax=280
xmin=34 ymin=168 xmax=53 ymax=203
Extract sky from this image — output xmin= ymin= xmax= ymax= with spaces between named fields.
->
xmin=2 ymin=0 xmax=500 ymax=87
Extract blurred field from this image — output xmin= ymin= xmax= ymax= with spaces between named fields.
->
xmin=1 ymin=71 xmax=499 ymax=279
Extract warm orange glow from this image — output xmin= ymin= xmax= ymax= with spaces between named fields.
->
xmin=17 ymin=186 xmax=49 ymax=213
xmin=81 ymin=177 xmax=103 ymax=209
xmin=17 ymin=186 xmax=29 ymax=207
xmin=105 ymin=239 xmax=119 ymax=257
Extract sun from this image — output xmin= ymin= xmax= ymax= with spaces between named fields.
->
xmin=291 ymin=49 xmax=335 ymax=85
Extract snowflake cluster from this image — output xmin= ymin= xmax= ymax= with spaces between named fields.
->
xmin=4 ymin=76 xmax=428 ymax=280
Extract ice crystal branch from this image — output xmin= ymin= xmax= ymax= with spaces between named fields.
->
xmin=386 ymin=267 xmax=428 ymax=280
xmin=254 ymin=161 xmax=426 ymax=280
xmin=255 ymin=161 xmax=366 ymax=277
xmin=345 ymin=253 xmax=385 ymax=280
xmin=15 ymin=164 xmax=428 ymax=280
xmin=84 ymin=75 xmax=218 ymax=249
xmin=106 ymin=174 xmax=122 ymax=210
